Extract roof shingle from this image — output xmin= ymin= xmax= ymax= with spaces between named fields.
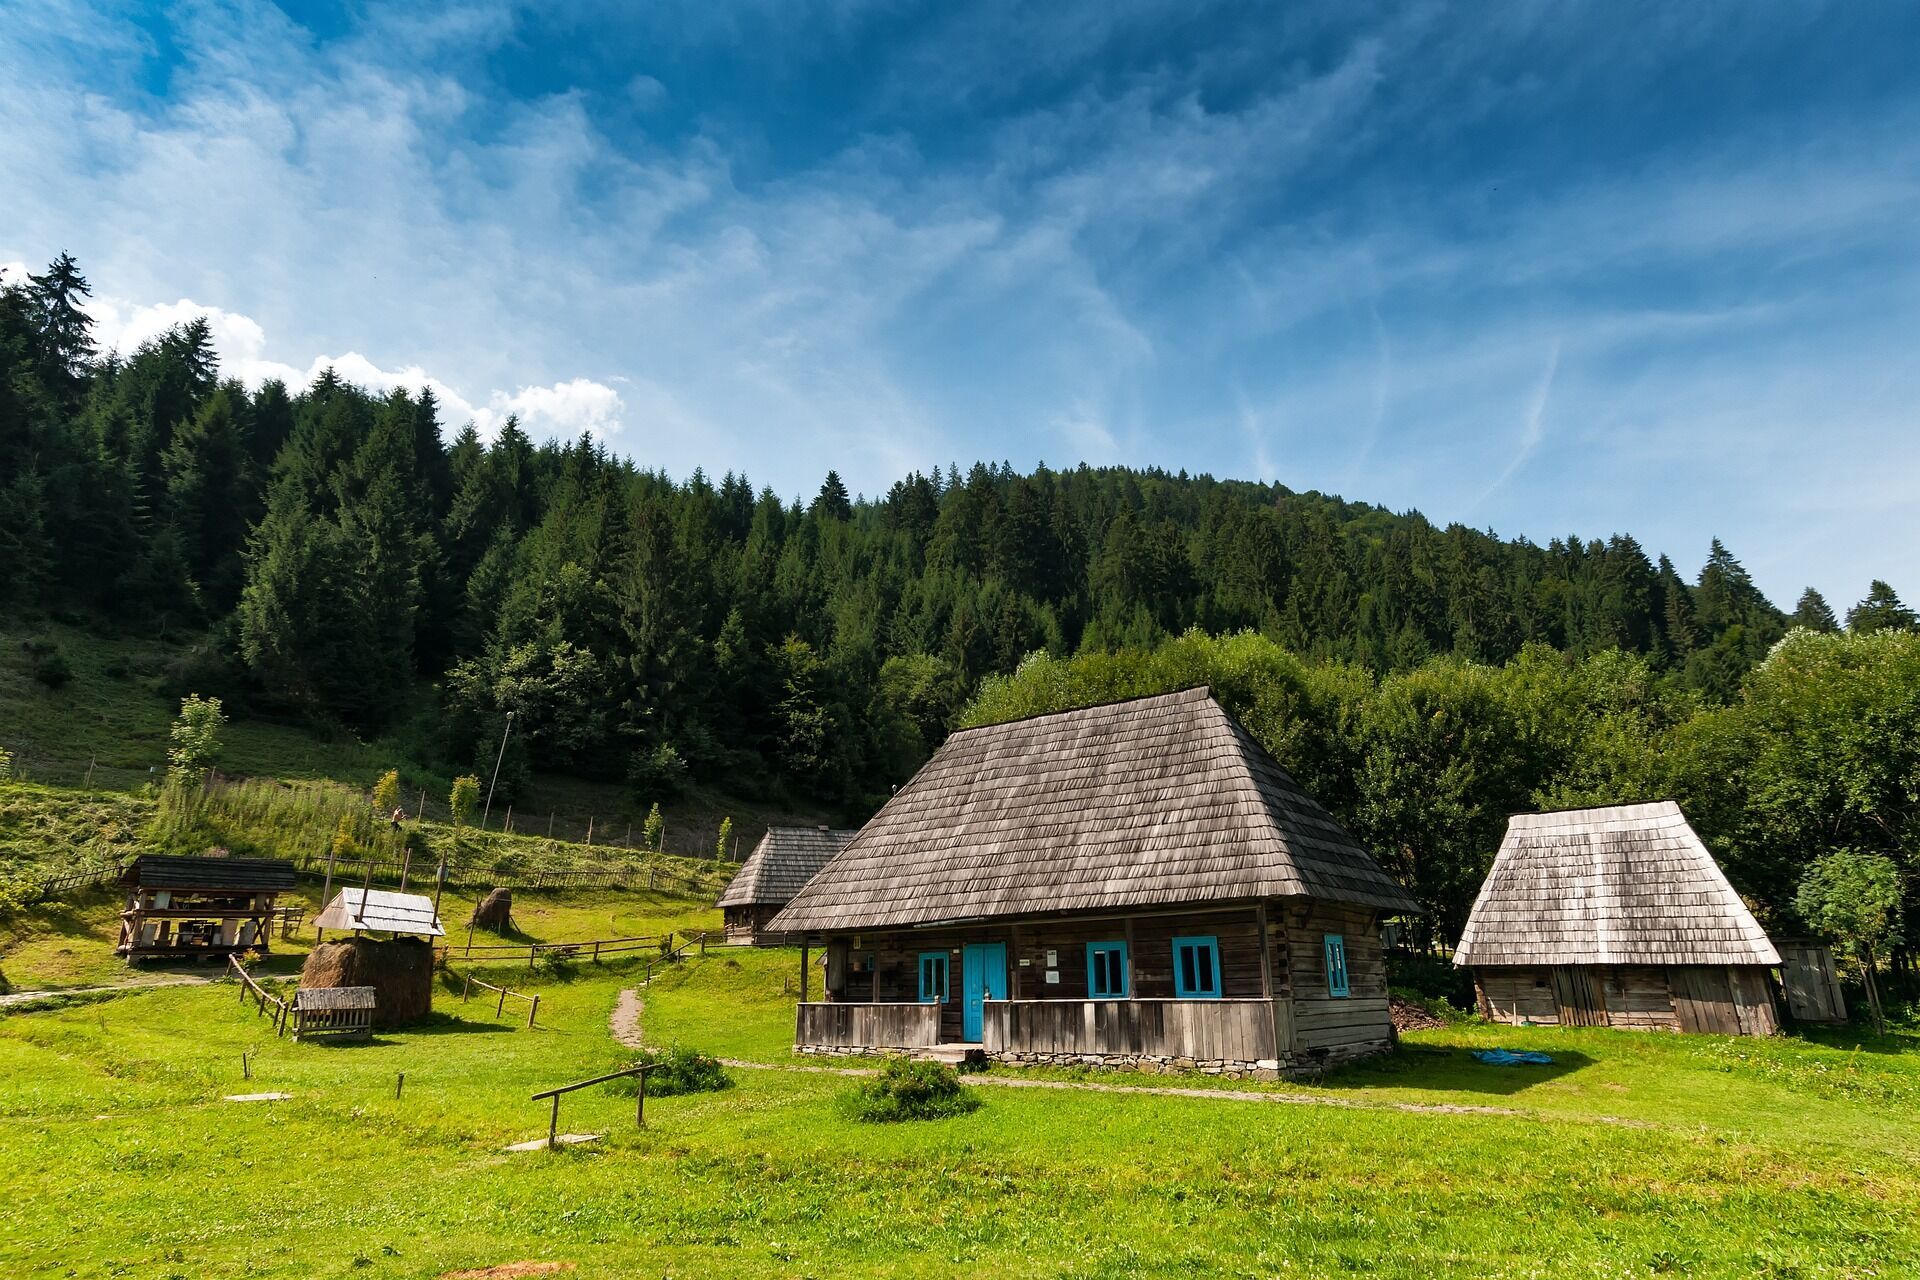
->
xmin=717 ymin=826 xmax=858 ymax=908
xmin=1453 ymin=801 xmax=1780 ymax=967
xmin=768 ymin=687 xmax=1417 ymax=932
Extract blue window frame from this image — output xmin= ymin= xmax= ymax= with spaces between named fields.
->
xmin=1087 ymin=941 xmax=1128 ymax=999
xmin=1172 ymin=935 xmax=1221 ymax=999
xmin=918 ymin=952 xmax=949 ymax=1004
xmin=1324 ymin=934 xmax=1350 ymax=998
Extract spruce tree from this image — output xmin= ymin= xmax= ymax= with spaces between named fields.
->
xmin=1847 ymin=581 xmax=1917 ymax=634
xmin=1791 ymin=587 xmax=1840 ymax=632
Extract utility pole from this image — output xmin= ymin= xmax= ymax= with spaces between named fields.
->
xmin=481 ymin=711 xmax=514 ymax=831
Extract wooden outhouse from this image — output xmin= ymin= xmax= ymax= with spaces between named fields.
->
xmin=767 ymin=687 xmax=1420 ymax=1077
xmin=717 ymin=826 xmax=857 ymax=944
xmin=1454 ymin=802 xmax=1781 ymax=1036
xmin=116 ymin=854 xmax=297 ymax=963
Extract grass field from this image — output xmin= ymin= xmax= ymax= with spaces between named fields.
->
xmin=3 ymin=885 xmax=1918 ymax=1279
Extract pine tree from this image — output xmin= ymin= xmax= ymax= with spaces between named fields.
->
xmin=812 ymin=470 xmax=853 ymax=522
xmin=1791 ymin=587 xmax=1839 ymax=633
xmin=25 ymin=252 xmax=96 ymax=397
xmin=1846 ymin=581 xmax=1917 ymax=634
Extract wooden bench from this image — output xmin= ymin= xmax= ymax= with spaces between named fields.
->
xmin=294 ymin=986 xmax=376 ymax=1041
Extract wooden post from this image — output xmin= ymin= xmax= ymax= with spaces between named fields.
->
xmin=318 ymin=841 xmax=338 ymax=943
xmin=1010 ymin=923 xmax=1023 ymax=1000
xmin=586 ymin=816 xmax=594 ymax=847
xmin=466 ymin=918 xmax=476 ymax=955
xmin=416 ymin=788 xmax=426 ymax=822
xmin=528 ymin=994 xmax=539 ymax=1028
xmin=462 ymin=973 xmax=471 ymax=1002
xmin=626 ymin=822 xmax=632 ymax=848
xmin=1124 ymin=916 xmax=1138 ymax=1000
xmin=242 ymin=1051 xmax=250 ymax=1080
xmin=548 ymin=811 xmax=555 ymax=837
xmin=505 ymin=805 xmax=513 ymax=833
xmin=395 ymin=1072 xmax=405 ymax=1099
xmin=800 ymin=942 xmax=810 ymax=1003
xmin=85 ymin=756 xmax=95 ymax=788
xmin=637 ymin=1069 xmax=648 ymax=1128
xmin=1256 ymin=901 xmax=1288 ymax=1063
xmin=497 ymin=985 xmax=507 ymax=1018
xmin=549 ymin=1094 xmax=559 ymax=1148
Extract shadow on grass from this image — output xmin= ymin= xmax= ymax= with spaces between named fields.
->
xmin=1323 ymin=1043 xmax=1596 ymax=1096
xmin=302 ymin=1012 xmax=521 ymax=1047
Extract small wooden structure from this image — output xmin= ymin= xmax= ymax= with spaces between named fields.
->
xmin=1775 ymin=936 xmax=1848 ymax=1024
xmin=303 ymin=887 xmax=445 ymax=1029
xmin=1454 ymin=802 xmax=1782 ymax=1036
xmin=293 ymin=985 xmax=376 ymax=1041
xmin=717 ymin=825 xmax=857 ymax=944
xmin=769 ymin=687 xmax=1419 ymax=1076
xmin=313 ymin=887 xmax=446 ymax=938
xmin=116 ymin=854 xmax=297 ymax=964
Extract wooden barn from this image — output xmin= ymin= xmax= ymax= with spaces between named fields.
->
xmin=116 ymin=854 xmax=297 ymax=963
xmin=717 ymin=825 xmax=858 ymax=944
xmin=1454 ymin=802 xmax=1782 ymax=1036
xmin=766 ymin=687 xmax=1420 ymax=1077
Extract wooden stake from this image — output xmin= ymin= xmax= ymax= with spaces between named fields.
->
xmin=586 ymin=816 xmax=594 ymax=847
xmin=637 ymin=1069 xmax=648 ymax=1128
xmin=395 ymin=1072 xmax=405 ymax=1100
xmin=241 ymin=1051 xmax=250 ymax=1081
xmin=528 ymin=994 xmax=539 ymax=1028
xmin=549 ymin=1094 xmax=559 ymax=1148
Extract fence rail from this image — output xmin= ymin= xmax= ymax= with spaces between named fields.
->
xmin=455 ymin=971 xmax=541 ymax=1027
xmin=529 ymin=1063 xmax=662 ymax=1146
xmin=295 ymin=852 xmax=717 ymax=897
xmin=439 ymin=932 xmax=670 ymax=963
xmin=228 ymin=955 xmax=291 ymax=1037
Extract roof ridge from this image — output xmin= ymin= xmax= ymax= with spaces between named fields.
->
xmin=947 ymin=684 xmax=1214 ymax=737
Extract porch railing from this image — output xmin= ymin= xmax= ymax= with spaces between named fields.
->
xmin=795 ymin=1001 xmax=942 ymax=1050
xmin=982 ymin=998 xmax=1277 ymax=1062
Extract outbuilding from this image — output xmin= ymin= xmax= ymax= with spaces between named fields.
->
xmin=767 ymin=687 xmax=1419 ymax=1076
xmin=116 ymin=853 xmax=297 ymax=963
xmin=1454 ymin=801 xmax=1781 ymax=1036
xmin=717 ymin=825 xmax=858 ymax=944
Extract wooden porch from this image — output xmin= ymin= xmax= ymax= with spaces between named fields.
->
xmin=796 ymin=1001 xmax=942 ymax=1051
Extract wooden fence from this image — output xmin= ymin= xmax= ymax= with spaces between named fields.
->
xmin=228 ymin=955 xmax=292 ymax=1037
xmin=530 ymin=1063 xmax=662 ymax=1147
xmin=456 ymin=971 xmax=541 ymax=1027
xmin=439 ymin=932 xmax=670 ymax=965
xmin=24 ymin=865 xmax=121 ymax=903
xmin=295 ymin=852 xmax=715 ymax=897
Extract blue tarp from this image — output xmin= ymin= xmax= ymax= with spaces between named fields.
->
xmin=1472 ymin=1049 xmax=1555 ymax=1066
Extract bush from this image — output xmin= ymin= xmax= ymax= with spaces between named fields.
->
xmin=31 ymin=646 xmax=73 ymax=689
xmin=838 ymin=1056 xmax=981 ymax=1123
xmin=1385 ymin=948 xmax=1475 ymax=1009
xmin=617 ymin=1045 xmax=733 ymax=1097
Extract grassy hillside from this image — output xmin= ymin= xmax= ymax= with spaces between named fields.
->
xmin=1 ymin=619 xmax=835 ymax=859
xmin=2 ymin=934 xmax=1917 ymax=1277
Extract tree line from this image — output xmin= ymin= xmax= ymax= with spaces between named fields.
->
xmin=3 ymin=254 xmax=1915 ymax=825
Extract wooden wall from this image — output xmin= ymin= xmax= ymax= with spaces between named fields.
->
xmin=983 ymin=998 xmax=1276 ymax=1061
xmin=1474 ymin=967 xmax=1561 ymax=1025
xmin=797 ymin=1001 xmax=941 ymax=1050
xmin=1475 ymin=964 xmax=1779 ymax=1036
xmin=1284 ymin=901 xmax=1392 ymax=1057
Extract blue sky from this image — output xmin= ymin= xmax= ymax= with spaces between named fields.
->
xmin=5 ymin=1 xmax=1918 ymax=608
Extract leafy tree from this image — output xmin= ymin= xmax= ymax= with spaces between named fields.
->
xmin=1846 ymin=580 xmax=1917 ymax=634
xmin=716 ymin=815 xmax=734 ymax=860
xmin=1796 ymin=850 xmax=1903 ymax=1035
xmin=449 ymin=775 xmax=481 ymax=827
xmin=166 ymin=694 xmax=226 ymax=787
xmin=372 ymin=768 xmax=402 ymax=817
xmin=643 ymin=801 xmax=664 ymax=852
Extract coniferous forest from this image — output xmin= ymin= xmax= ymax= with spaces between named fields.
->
xmin=4 ymin=254 xmax=1917 ymax=940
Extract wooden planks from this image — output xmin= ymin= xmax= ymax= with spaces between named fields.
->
xmin=983 ymin=999 xmax=1277 ymax=1061
xmin=796 ymin=1001 xmax=941 ymax=1050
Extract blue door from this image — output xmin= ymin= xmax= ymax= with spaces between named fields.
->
xmin=961 ymin=942 xmax=1007 ymax=1041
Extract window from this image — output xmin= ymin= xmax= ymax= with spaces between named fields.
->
xmin=918 ymin=952 xmax=949 ymax=1004
xmin=1087 ymin=941 xmax=1128 ymax=999
xmin=1324 ymin=934 xmax=1350 ymax=998
xmin=1172 ymin=935 xmax=1221 ymax=999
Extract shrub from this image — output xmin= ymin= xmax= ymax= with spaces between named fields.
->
xmin=838 ymin=1056 xmax=981 ymax=1123
xmin=32 ymin=646 xmax=73 ymax=689
xmin=619 ymin=1045 xmax=733 ymax=1097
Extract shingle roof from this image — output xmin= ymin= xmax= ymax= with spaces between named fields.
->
xmin=717 ymin=826 xmax=858 ymax=908
xmin=314 ymin=887 xmax=446 ymax=937
xmin=124 ymin=854 xmax=297 ymax=891
xmin=767 ymin=687 xmax=1417 ymax=933
xmin=1453 ymin=801 xmax=1780 ymax=967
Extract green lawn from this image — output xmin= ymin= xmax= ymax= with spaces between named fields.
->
xmin=3 ymin=912 xmax=1918 ymax=1279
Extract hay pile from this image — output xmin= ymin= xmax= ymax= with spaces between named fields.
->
xmin=300 ymin=936 xmax=434 ymax=1027
xmin=471 ymin=887 xmax=513 ymax=931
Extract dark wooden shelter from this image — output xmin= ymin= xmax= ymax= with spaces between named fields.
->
xmin=717 ymin=825 xmax=857 ymax=944
xmin=116 ymin=854 xmax=297 ymax=963
xmin=767 ymin=687 xmax=1419 ymax=1077
xmin=1454 ymin=802 xmax=1781 ymax=1036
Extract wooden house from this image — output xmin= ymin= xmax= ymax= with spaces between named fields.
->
xmin=116 ymin=854 xmax=297 ymax=963
xmin=766 ymin=687 xmax=1420 ymax=1077
xmin=717 ymin=825 xmax=858 ymax=944
xmin=1454 ymin=802 xmax=1782 ymax=1036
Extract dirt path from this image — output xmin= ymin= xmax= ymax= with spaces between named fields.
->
xmin=610 ymin=988 xmax=645 ymax=1048
xmin=712 ymin=1056 xmax=1655 ymax=1126
xmin=0 ymin=975 xmax=214 ymax=1009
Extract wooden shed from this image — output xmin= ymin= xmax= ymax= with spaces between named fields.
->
xmin=767 ymin=687 xmax=1420 ymax=1077
xmin=1454 ymin=802 xmax=1781 ymax=1036
xmin=115 ymin=854 xmax=297 ymax=964
xmin=717 ymin=825 xmax=857 ymax=944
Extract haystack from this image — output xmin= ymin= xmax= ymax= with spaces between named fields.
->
xmin=300 ymin=936 xmax=434 ymax=1027
xmin=471 ymin=887 xmax=513 ymax=931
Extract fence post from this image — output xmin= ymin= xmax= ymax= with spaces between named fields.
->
xmin=637 ymin=1069 xmax=648 ymax=1128
xmin=549 ymin=1094 xmax=559 ymax=1148
xmin=497 ymin=986 xmax=507 ymax=1019
xmin=528 ymin=994 xmax=539 ymax=1028
xmin=462 ymin=974 xmax=471 ymax=1002
xmin=586 ymin=816 xmax=594 ymax=847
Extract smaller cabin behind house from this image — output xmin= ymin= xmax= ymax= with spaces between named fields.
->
xmin=1455 ymin=802 xmax=1781 ymax=1036
xmin=717 ymin=826 xmax=857 ymax=944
